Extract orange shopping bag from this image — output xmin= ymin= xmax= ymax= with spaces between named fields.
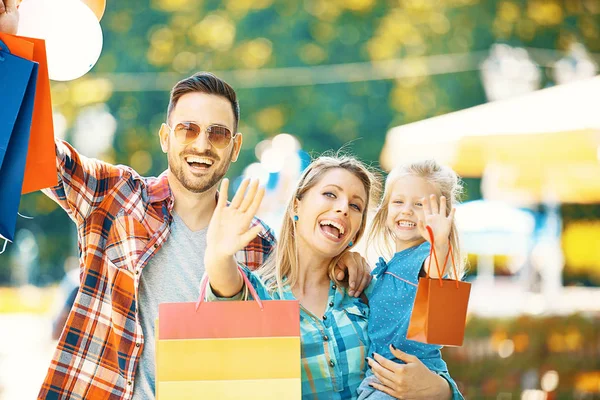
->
xmin=156 ymin=266 xmax=301 ymax=400
xmin=0 ymin=33 xmax=57 ymax=194
xmin=407 ymin=226 xmax=471 ymax=347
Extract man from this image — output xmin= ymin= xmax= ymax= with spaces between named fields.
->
xmin=0 ymin=2 xmax=371 ymax=398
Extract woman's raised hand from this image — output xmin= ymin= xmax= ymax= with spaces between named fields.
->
xmin=206 ymin=178 xmax=265 ymax=263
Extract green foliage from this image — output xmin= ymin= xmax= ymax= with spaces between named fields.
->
xmin=444 ymin=314 xmax=600 ymax=398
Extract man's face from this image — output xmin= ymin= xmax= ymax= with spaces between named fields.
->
xmin=160 ymin=92 xmax=242 ymax=193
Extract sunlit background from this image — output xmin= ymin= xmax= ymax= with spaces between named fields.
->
xmin=1 ymin=0 xmax=600 ymax=399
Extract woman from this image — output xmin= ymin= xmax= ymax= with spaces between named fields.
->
xmin=205 ymin=154 xmax=460 ymax=399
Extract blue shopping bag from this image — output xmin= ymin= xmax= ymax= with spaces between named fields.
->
xmin=0 ymin=39 xmax=38 ymax=243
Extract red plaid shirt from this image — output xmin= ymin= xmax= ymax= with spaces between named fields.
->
xmin=39 ymin=140 xmax=275 ymax=399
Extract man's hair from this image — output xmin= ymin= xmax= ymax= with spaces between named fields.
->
xmin=167 ymin=72 xmax=240 ymax=131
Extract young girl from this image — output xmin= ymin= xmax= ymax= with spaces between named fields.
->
xmin=357 ymin=159 xmax=466 ymax=400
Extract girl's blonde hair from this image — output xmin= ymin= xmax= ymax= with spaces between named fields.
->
xmin=256 ymin=152 xmax=381 ymax=295
xmin=367 ymin=159 xmax=466 ymax=278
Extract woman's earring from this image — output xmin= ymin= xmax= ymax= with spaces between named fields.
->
xmin=293 ymin=215 xmax=299 ymax=222
xmin=348 ymin=241 xmax=353 ymax=247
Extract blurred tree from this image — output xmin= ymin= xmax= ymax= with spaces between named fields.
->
xmin=1 ymin=0 xmax=598 ymax=284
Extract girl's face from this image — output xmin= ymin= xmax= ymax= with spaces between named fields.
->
xmin=386 ymin=175 xmax=440 ymax=249
xmin=295 ymin=168 xmax=367 ymax=261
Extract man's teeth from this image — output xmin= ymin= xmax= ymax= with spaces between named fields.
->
xmin=320 ymin=220 xmax=345 ymax=236
xmin=186 ymin=156 xmax=214 ymax=165
xmin=398 ymin=221 xmax=415 ymax=227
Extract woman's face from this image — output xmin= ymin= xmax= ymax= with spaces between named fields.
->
xmin=294 ymin=168 xmax=367 ymax=261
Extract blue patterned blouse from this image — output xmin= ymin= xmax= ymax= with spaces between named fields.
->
xmin=209 ymin=267 xmax=369 ymax=400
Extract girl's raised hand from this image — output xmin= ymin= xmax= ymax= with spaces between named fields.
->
xmin=206 ymin=178 xmax=265 ymax=263
xmin=417 ymin=194 xmax=455 ymax=245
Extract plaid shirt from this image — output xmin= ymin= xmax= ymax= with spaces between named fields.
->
xmin=210 ymin=268 xmax=370 ymax=400
xmin=38 ymin=140 xmax=275 ymax=400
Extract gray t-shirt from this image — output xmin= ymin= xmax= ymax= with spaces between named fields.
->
xmin=131 ymin=212 xmax=207 ymax=399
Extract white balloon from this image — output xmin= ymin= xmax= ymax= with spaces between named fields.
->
xmin=17 ymin=0 xmax=103 ymax=81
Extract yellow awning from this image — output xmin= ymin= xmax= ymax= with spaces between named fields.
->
xmin=381 ymin=76 xmax=600 ymax=204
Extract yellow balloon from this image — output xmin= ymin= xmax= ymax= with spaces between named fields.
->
xmin=80 ymin=0 xmax=106 ymax=20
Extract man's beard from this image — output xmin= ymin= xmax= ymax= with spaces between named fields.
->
xmin=169 ymin=148 xmax=233 ymax=194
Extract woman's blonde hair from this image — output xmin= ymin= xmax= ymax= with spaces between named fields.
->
xmin=256 ymin=152 xmax=381 ymax=295
xmin=367 ymin=159 xmax=466 ymax=278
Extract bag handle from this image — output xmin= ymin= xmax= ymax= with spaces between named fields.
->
xmin=195 ymin=264 xmax=264 ymax=312
xmin=0 ymin=238 xmax=8 ymax=255
xmin=425 ymin=226 xmax=460 ymax=289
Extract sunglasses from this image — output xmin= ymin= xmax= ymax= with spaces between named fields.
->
xmin=166 ymin=121 xmax=235 ymax=149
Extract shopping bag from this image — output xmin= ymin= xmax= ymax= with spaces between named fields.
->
xmin=406 ymin=226 xmax=471 ymax=346
xmin=156 ymin=267 xmax=302 ymax=400
xmin=0 ymin=38 xmax=38 ymax=242
xmin=0 ymin=33 xmax=57 ymax=194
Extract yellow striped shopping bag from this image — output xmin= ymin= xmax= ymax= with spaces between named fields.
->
xmin=156 ymin=268 xmax=301 ymax=399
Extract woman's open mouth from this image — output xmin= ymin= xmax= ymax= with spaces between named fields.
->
xmin=319 ymin=219 xmax=347 ymax=242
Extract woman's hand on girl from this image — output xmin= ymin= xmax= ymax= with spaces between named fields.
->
xmin=206 ymin=178 xmax=265 ymax=263
xmin=417 ymin=195 xmax=455 ymax=245
xmin=367 ymin=345 xmax=452 ymax=400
